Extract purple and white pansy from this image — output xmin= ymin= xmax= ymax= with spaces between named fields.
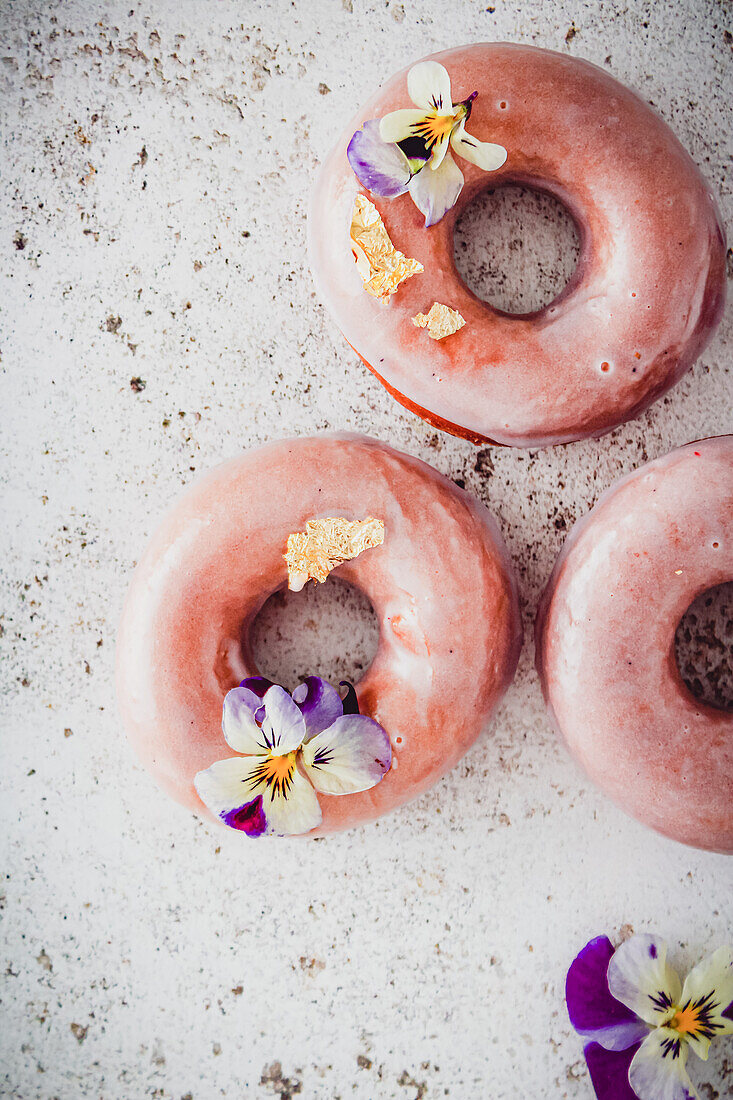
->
xmin=566 ymin=933 xmax=733 ymax=1100
xmin=347 ymin=60 xmax=507 ymax=227
xmin=194 ymin=676 xmax=392 ymax=837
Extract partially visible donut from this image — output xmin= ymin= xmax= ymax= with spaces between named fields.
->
xmin=116 ymin=434 xmax=522 ymax=837
xmin=309 ymin=43 xmax=726 ymax=447
xmin=536 ymin=436 xmax=733 ymax=852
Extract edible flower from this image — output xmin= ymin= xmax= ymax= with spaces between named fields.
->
xmin=566 ymin=933 xmax=733 ymax=1100
xmin=347 ymin=60 xmax=506 ymax=227
xmin=194 ymin=676 xmax=392 ymax=836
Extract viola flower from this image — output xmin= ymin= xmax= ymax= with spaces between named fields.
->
xmin=347 ymin=60 xmax=507 ymax=228
xmin=194 ymin=676 xmax=392 ymax=837
xmin=566 ymin=934 xmax=733 ymax=1100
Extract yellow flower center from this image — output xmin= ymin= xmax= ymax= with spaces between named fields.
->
xmin=669 ymin=1003 xmax=702 ymax=1036
xmin=411 ymin=111 xmax=457 ymax=150
xmin=251 ymin=751 xmax=298 ymax=799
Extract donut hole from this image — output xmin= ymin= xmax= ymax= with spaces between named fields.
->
xmin=249 ymin=577 xmax=379 ymax=692
xmin=674 ymin=581 xmax=733 ymax=712
xmin=453 ymin=184 xmax=580 ymax=315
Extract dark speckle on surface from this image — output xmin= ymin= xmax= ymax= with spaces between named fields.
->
xmin=474 ymin=448 xmax=495 ymax=477
xmin=70 ymin=1023 xmax=88 ymax=1044
xmin=397 ymin=1070 xmax=428 ymax=1099
xmin=260 ymin=1061 xmax=303 ymax=1099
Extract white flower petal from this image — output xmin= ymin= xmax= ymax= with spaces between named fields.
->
xmin=221 ymin=686 xmax=269 ymax=754
xmin=608 ymin=935 xmax=682 ymax=1026
xmin=194 ymin=754 xmax=322 ymax=836
xmin=450 ymin=120 xmax=507 ymax=171
xmin=260 ymin=763 xmax=322 ymax=836
xmin=260 ymin=685 xmax=306 ymax=754
xmin=301 ymin=715 xmax=392 ymax=795
xmin=407 ymin=61 xmax=452 ymax=112
xmin=379 ymin=108 xmax=428 ymax=145
xmin=680 ymin=947 xmax=733 ymax=1031
xmin=677 ymin=946 xmax=733 ymax=1060
xmin=408 ymin=152 xmax=463 ymax=227
xmin=195 ymin=756 xmax=255 ymax=814
xmin=629 ymin=1029 xmax=698 ymax=1100
xmin=429 ymin=130 xmax=451 ymax=171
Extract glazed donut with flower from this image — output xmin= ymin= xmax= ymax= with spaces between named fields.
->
xmin=309 ymin=43 xmax=726 ymax=446
xmin=536 ymin=436 xmax=733 ymax=853
xmin=116 ymin=434 xmax=522 ymax=837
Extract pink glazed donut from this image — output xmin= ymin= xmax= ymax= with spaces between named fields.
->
xmin=309 ymin=43 xmax=726 ymax=447
xmin=536 ymin=436 xmax=733 ymax=852
xmin=116 ymin=434 xmax=522 ymax=837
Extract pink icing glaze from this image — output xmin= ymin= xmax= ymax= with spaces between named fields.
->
xmin=309 ymin=43 xmax=726 ymax=448
xmin=116 ymin=434 xmax=522 ymax=837
xmin=535 ymin=436 xmax=733 ymax=852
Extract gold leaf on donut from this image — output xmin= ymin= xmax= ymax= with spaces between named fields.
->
xmin=350 ymin=194 xmax=423 ymax=302
xmin=412 ymin=302 xmax=466 ymax=340
xmin=285 ymin=517 xmax=385 ymax=592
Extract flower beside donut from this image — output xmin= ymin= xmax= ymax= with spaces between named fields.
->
xmin=567 ymin=933 xmax=733 ymax=1100
xmin=194 ymin=675 xmax=392 ymax=836
xmin=348 ymin=60 xmax=507 ymax=227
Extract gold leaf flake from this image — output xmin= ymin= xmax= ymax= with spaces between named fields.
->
xmin=412 ymin=301 xmax=466 ymax=340
xmin=285 ymin=517 xmax=385 ymax=592
xmin=350 ymin=195 xmax=423 ymax=302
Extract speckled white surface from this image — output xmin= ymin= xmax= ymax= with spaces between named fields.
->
xmin=1 ymin=2 xmax=731 ymax=1098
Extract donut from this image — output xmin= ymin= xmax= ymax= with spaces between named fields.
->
xmin=309 ymin=43 xmax=726 ymax=447
xmin=116 ymin=434 xmax=522 ymax=837
xmin=535 ymin=436 xmax=733 ymax=852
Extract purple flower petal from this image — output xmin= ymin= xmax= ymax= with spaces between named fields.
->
xmin=292 ymin=676 xmax=344 ymax=739
xmin=584 ymin=1041 xmax=640 ymax=1100
xmin=567 ymin=937 xmax=650 ymax=1051
xmin=239 ymin=676 xmax=274 ymax=698
xmin=347 ymin=119 xmax=412 ymax=198
xmin=222 ymin=795 xmax=267 ymax=837
xmin=339 ymin=680 xmax=360 ymax=715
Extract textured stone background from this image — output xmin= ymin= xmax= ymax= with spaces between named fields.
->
xmin=1 ymin=1 xmax=731 ymax=1097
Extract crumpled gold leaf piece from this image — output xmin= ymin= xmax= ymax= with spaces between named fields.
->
xmin=350 ymin=195 xmax=423 ymax=302
xmin=412 ymin=301 xmax=466 ymax=340
xmin=285 ymin=517 xmax=385 ymax=592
